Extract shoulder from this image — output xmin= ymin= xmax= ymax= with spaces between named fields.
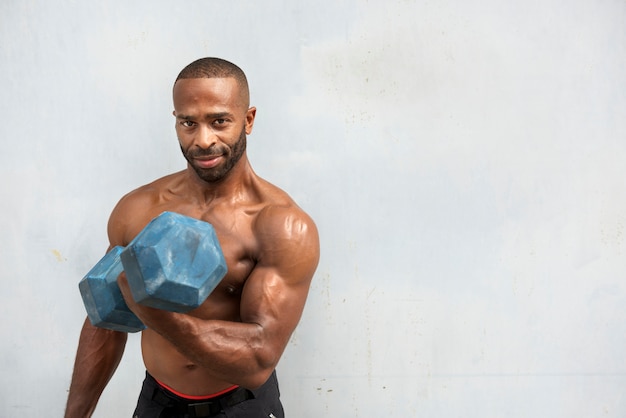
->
xmin=252 ymin=182 xmax=320 ymax=272
xmin=256 ymin=202 xmax=318 ymax=245
xmin=107 ymin=171 xmax=185 ymax=246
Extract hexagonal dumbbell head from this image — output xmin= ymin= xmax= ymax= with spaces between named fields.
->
xmin=78 ymin=246 xmax=146 ymax=333
xmin=120 ymin=212 xmax=227 ymax=312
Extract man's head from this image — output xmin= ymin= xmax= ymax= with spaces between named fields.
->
xmin=173 ymin=58 xmax=256 ymax=184
xmin=175 ymin=57 xmax=250 ymax=109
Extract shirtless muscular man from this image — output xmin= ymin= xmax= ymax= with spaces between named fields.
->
xmin=65 ymin=57 xmax=320 ymax=418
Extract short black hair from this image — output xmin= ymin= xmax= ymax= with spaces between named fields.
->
xmin=175 ymin=57 xmax=249 ymax=104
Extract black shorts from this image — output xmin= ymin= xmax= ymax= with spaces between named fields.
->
xmin=133 ymin=370 xmax=284 ymax=418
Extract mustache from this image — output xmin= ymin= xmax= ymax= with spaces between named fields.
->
xmin=186 ymin=145 xmax=228 ymax=158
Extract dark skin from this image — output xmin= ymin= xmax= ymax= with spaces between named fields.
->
xmin=65 ymin=77 xmax=320 ymax=417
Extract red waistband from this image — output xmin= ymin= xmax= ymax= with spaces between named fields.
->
xmin=154 ymin=377 xmax=240 ymax=401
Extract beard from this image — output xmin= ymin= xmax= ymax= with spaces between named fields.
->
xmin=181 ymin=126 xmax=247 ymax=183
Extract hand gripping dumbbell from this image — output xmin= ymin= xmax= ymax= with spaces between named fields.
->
xmin=78 ymin=211 xmax=227 ymax=333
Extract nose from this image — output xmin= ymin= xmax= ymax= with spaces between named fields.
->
xmin=195 ymin=125 xmax=218 ymax=149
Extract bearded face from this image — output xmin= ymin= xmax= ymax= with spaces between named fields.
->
xmin=181 ymin=125 xmax=247 ymax=183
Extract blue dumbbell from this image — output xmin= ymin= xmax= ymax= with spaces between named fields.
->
xmin=79 ymin=246 xmax=144 ymax=332
xmin=79 ymin=212 xmax=227 ymax=333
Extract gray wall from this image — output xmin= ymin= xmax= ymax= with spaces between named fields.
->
xmin=1 ymin=1 xmax=625 ymax=416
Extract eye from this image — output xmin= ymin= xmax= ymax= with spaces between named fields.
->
xmin=181 ymin=120 xmax=195 ymax=127
xmin=213 ymin=118 xmax=227 ymax=126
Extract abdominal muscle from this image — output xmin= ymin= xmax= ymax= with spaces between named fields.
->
xmin=141 ymin=328 xmax=235 ymax=396
xmin=139 ymin=289 xmax=244 ymax=396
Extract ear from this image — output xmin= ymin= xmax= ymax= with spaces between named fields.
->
xmin=245 ymin=107 xmax=257 ymax=135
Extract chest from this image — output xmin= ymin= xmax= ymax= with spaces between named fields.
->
xmin=127 ymin=205 xmax=259 ymax=303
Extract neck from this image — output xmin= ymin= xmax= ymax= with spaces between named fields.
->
xmin=185 ymin=155 xmax=254 ymax=205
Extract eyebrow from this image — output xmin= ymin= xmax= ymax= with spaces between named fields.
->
xmin=176 ymin=112 xmax=233 ymax=120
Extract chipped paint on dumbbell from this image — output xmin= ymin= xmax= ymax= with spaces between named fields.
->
xmin=79 ymin=211 xmax=228 ymax=332
xmin=120 ymin=211 xmax=227 ymax=313
xmin=79 ymin=246 xmax=146 ymax=333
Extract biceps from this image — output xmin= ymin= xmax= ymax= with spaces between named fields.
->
xmin=239 ymin=267 xmax=311 ymax=337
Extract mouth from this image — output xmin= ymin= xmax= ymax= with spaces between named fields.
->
xmin=194 ymin=155 xmax=223 ymax=169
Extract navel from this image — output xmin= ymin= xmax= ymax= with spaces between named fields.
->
xmin=225 ymin=284 xmax=240 ymax=296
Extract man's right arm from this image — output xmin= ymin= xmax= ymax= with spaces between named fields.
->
xmin=65 ymin=186 xmax=162 ymax=416
xmin=65 ymin=317 xmax=128 ymax=418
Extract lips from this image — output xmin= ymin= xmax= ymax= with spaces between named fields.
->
xmin=194 ymin=155 xmax=223 ymax=169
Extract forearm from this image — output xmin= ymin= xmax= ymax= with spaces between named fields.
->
xmin=65 ymin=317 xmax=128 ymax=418
xmin=146 ymin=310 xmax=278 ymax=388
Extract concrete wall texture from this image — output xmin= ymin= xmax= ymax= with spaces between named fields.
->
xmin=1 ymin=1 xmax=625 ymax=416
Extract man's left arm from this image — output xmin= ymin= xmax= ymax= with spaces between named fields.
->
xmin=118 ymin=207 xmax=320 ymax=389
